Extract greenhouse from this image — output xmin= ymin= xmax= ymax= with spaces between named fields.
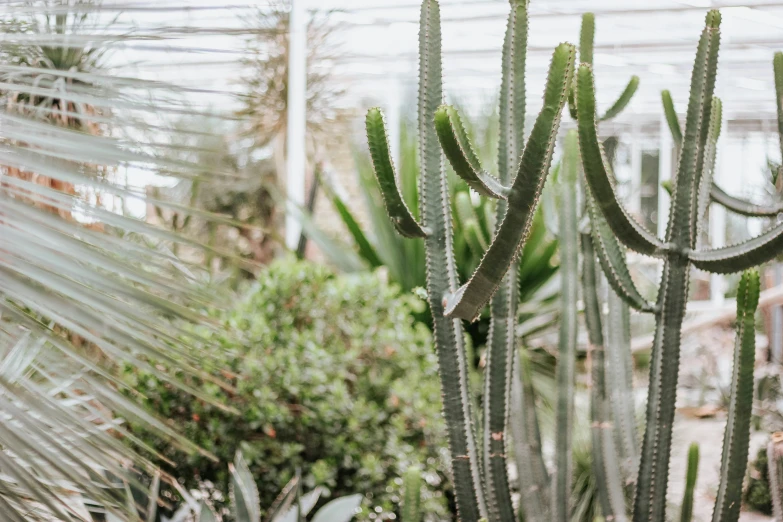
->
xmin=3 ymin=0 xmax=783 ymax=521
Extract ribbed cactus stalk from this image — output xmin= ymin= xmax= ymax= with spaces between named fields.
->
xmin=577 ymin=11 xmax=783 ymax=521
xmin=366 ymin=0 xmax=575 ymax=519
xmin=402 ymin=466 xmax=423 ymax=522
xmin=582 ymin=227 xmax=629 ymax=522
xmin=552 ymin=129 xmax=579 ymax=522
xmin=711 ymin=270 xmax=760 ymax=522
xmin=680 ymin=443 xmax=700 ymax=522
xmin=768 ymin=432 xmax=783 ymax=522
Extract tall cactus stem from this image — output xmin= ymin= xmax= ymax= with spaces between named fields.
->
xmin=768 ymin=432 xmax=783 ymax=522
xmin=583 ymin=232 xmax=630 ymax=522
xmin=711 ymin=269 xmax=760 ymax=522
xmin=402 ymin=466 xmax=423 ymax=522
xmin=510 ymin=351 xmax=551 ymax=521
xmin=680 ymin=443 xmax=700 ymax=522
xmin=416 ymin=1 xmax=486 ymax=519
xmin=551 ymin=129 xmax=579 ymax=522
xmin=482 ymin=2 xmax=528 ymax=519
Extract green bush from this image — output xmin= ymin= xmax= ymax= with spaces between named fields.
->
xmin=122 ymin=260 xmax=449 ymax=520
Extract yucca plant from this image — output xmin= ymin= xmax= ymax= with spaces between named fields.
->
xmin=0 ymin=1 xmax=256 ymax=518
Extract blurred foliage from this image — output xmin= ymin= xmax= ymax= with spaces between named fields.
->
xmin=745 ymin=445 xmax=774 ymax=515
xmin=121 ymin=260 xmax=450 ymax=521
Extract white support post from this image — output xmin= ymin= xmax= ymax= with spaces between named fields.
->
xmin=657 ymin=115 xmax=672 ymax=239
xmin=285 ymin=0 xmax=308 ymax=250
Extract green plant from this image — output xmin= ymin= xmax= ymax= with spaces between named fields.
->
xmin=122 ymin=260 xmax=450 ymax=521
xmin=745 ymin=445 xmax=774 ymax=516
xmin=679 ymin=443 xmax=700 ymax=522
xmin=767 ymin=433 xmax=783 ymax=519
xmin=577 ymin=10 xmax=773 ymax=520
xmin=306 ymin=112 xmax=559 ymax=346
xmin=365 ymin=0 xmax=574 ymax=518
xmin=662 ymin=53 xmax=783 ymax=222
xmin=0 ymin=1 xmax=247 ymax=518
xmin=143 ymin=451 xmax=363 ymax=522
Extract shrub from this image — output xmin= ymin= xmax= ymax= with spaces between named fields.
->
xmin=122 ymin=260 xmax=449 ymax=520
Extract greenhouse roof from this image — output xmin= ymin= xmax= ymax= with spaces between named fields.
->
xmin=324 ymin=0 xmax=783 ymax=124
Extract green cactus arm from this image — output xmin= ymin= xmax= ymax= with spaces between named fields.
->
xmin=435 ymin=105 xmax=510 ymax=199
xmin=711 ymin=269 xmax=760 ymax=522
xmin=365 ymin=108 xmax=429 ymax=239
xmin=634 ymin=12 xmax=722 ymax=522
xmin=402 ymin=467 xmax=423 ymax=522
xmin=579 ymin=12 xmax=595 ymax=65
xmin=583 ymin=233 xmax=630 ymax=522
xmin=768 ymin=433 xmax=783 ymax=522
xmin=680 ymin=443 xmax=700 ymax=522
xmin=661 ymin=90 xmax=684 ymax=144
xmin=601 ymin=76 xmax=640 ymax=122
xmin=444 ymin=42 xmax=576 ymax=322
xmin=588 ymin=197 xmax=658 ymax=313
xmin=552 ymin=129 xmax=579 ymax=522
xmin=482 ymin=2 xmax=528 ymax=519
xmin=660 ymin=174 xmax=783 ymax=219
xmin=710 ymin=183 xmax=783 ymax=217
xmin=605 ymin=289 xmax=639 ymax=482
xmin=690 ymin=219 xmax=783 ymax=273
xmin=510 ymin=351 xmax=551 ymax=521
xmin=416 ymin=2 xmax=486 ymax=519
xmin=688 ymin=12 xmax=722 ymax=245
xmin=696 ymin=98 xmax=722 ymax=227
xmin=775 ymin=52 xmax=783 ymax=159
xmin=576 ymin=65 xmax=666 ymax=257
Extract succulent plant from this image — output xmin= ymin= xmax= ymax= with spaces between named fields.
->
xmin=366 ymin=2 xmax=772 ymax=521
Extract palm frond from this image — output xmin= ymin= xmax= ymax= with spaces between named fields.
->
xmin=0 ymin=1 xmax=264 ymax=518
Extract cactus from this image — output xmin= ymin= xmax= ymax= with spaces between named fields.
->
xmin=680 ymin=443 xmax=700 ymax=522
xmin=402 ymin=467 xmax=423 ymax=522
xmin=583 ymin=228 xmax=629 ymax=522
xmin=769 ymin=432 xmax=783 ymax=522
xmin=662 ymin=52 xmax=783 ymax=220
xmin=711 ymin=270 xmax=760 ymax=522
xmin=552 ymin=129 xmax=580 ymax=522
xmin=577 ymin=10 xmax=783 ymax=521
xmin=366 ymin=0 xmax=576 ymax=518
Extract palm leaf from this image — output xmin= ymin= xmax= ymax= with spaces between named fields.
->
xmin=0 ymin=1 xmax=263 ymax=518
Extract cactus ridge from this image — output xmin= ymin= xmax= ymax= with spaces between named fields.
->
xmin=482 ymin=2 xmax=529 ymax=519
xmin=416 ymin=2 xmax=487 ymax=519
xmin=711 ymin=270 xmax=759 ymax=522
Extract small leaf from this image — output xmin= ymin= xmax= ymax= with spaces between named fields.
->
xmin=311 ymin=495 xmax=363 ymax=522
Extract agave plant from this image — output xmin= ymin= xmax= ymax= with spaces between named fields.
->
xmin=0 ymin=1 xmax=258 ymax=518
xmin=153 ymin=451 xmax=363 ymax=522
